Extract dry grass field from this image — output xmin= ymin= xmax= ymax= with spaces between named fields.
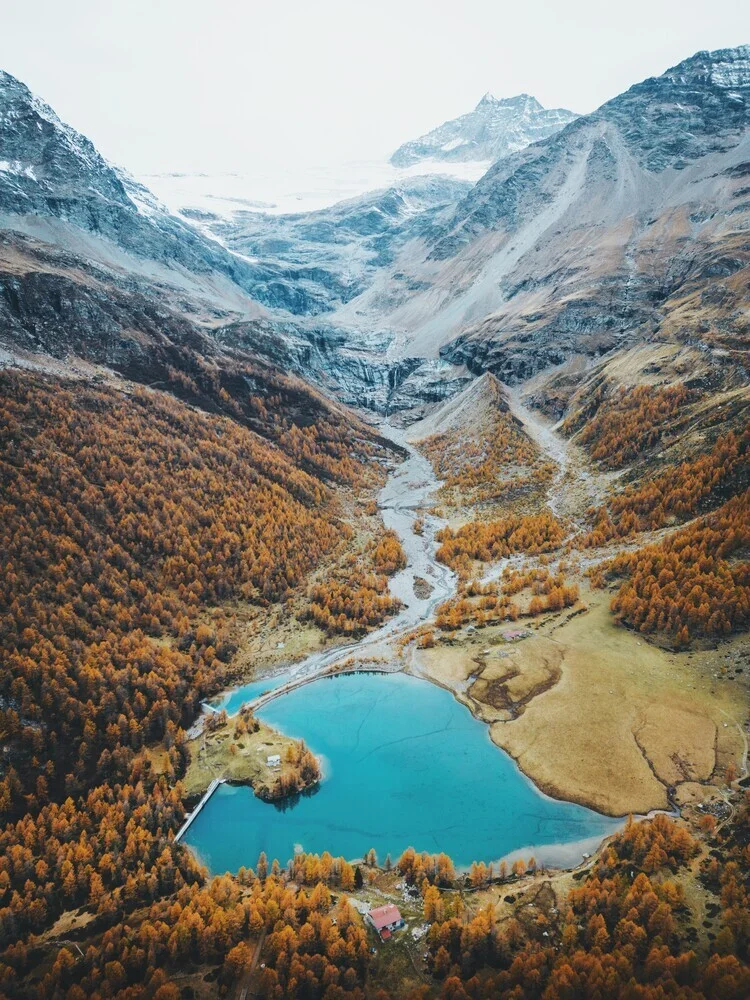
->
xmin=413 ymin=590 xmax=748 ymax=816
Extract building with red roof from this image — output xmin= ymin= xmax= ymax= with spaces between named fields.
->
xmin=367 ymin=903 xmax=404 ymax=940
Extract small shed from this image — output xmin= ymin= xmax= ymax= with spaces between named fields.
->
xmin=367 ymin=904 xmax=404 ymax=940
xmin=266 ymin=754 xmax=281 ymax=767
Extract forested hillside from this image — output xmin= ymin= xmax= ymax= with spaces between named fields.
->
xmin=0 ymin=34 xmax=748 ymax=1000
xmin=0 ymin=371 xmax=384 ymax=816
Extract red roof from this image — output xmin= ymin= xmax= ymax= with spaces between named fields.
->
xmin=369 ymin=904 xmax=402 ymax=930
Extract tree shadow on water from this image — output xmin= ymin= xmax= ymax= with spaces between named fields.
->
xmin=271 ymin=782 xmax=322 ymax=813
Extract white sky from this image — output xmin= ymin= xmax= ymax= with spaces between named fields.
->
xmin=2 ymin=0 xmax=749 ymax=174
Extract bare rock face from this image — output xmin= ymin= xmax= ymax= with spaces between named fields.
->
xmin=0 ymin=70 xmax=127 ymax=207
xmin=0 ymin=68 xmax=475 ymax=413
xmin=432 ymin=45 xmax=750 ymax=252
xmin=0 ymin=68 xmax=355 ymax=317
xmin=203 ymin=174 xmax=472 ymax=316
xmin=1 ymin=48 xmax=749 ymax=418
xmin=336 ymin=45 xmax=750 ymax=386
xmin=215 ymin=318 xmax=471 ymax=416
xmin=390 ymin=93 xmax=578 ymax=167
xmin=0 ymin=70 xmax=226 ymax=274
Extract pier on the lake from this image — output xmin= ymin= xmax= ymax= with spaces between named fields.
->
xmin=174 ymin=777 xmax=225 ymax=843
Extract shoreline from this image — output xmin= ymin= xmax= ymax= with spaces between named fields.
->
xmin=181 ymin=663 xmax=694 ymax=884
xmin=408 ymin=650 xmax=728 ymax=819
xmin=404 ymin=661 xmax=632 ymax=821
xmin=406 ymin=587 xmax=748 ymax=820
xmin=181 ymin=667 xmax=628 ymax=879
xmin=175 ymin=418 xmax=725 ymax=880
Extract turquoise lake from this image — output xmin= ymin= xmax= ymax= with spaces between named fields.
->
xmin=211 ymin=673 xmax=288 ymax=715
xmin=184 ymin=672 xmax=620 ymax=874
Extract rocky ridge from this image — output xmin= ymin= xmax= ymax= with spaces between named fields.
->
xmin=0 ymin=70 xmax=471 ymax=413
xmin=1 ymin=48 xmax=749 ymax=420
xmin=390 ymin=92 xmax=578 ymax=167
xmin=329 ymin=45 xmax=750 ymax=388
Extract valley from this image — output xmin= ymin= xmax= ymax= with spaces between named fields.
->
xmin=185 ymin=376 xmax=745 ymax=833
xmin=0 ymin=39 xmax=748 ymax=1000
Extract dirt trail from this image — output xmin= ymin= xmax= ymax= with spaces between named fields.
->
xmin=503 ymin=384 xmax=618 ymax=524
xmin=235 ymin=929 xmax=267 ymax=1000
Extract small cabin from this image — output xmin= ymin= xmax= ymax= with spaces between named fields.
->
xmin=266 ymin=754 xmax=281 ymax=767
xmin=367 ymin=904 xmax=404 ymax=940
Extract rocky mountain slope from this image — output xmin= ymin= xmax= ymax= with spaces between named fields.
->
xmin=0 ymin=68 xmax=437 ymax=328
xmin=139 ymin=94 xmax=578 ymax=328
xmin=205 ymin=174 xmax=472 ymax=315
xmin=333 ymin=45 xmax=750 ymax=390
xmin=0 ymin=70 xmax=274 ymax=306
xmin=0 ymin=69 xmax=473 ymax=413
xmin=2 ymin=48 xmax=749 ymax=421
xmin=390 ymin=93 xmax=577 ymax=167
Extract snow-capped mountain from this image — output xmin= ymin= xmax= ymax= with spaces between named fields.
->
xmin=335 ymin=45 xmax=750 ymax=383
xmin=1 ymin=47 xmax=748 ymax=416
xmin=0 ymin=68 xmax=471 ymax=413
xmin=143 ymin=92 xmax=578 ymax=232
xmin=0 ymin=70 xmax=239 ymax=279
xmin=200 ymin=174 xmax=472 ymax=315
xmin=0 ymin=68 xmax=331 ymax=320
xmin=143 ymin=159 xmax=487 ymax=221
xmin=390 ymin=93 xmax=578 ymax=168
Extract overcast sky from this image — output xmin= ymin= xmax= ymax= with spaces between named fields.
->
xmin=2 ymin=0 xmax=749 ymax=174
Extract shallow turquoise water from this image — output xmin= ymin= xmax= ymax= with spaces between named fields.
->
xmin=211 ymin=673 xmax=288 ymax=715
xmin=184 ymin=672 xmax=620 ymax=874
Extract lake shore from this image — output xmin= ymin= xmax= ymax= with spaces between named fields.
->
xmin=411 ymin=590 xmax=748 ymax=817
xmin=181 ymin=672 xmax=620 ymax=875
xmin=183 ymin=711 xmax=319 ymax=802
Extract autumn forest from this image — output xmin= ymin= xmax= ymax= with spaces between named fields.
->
xmin=0 ymin=345 xmax=747 ymax=999
xmin=1 ymin=36 xmax=749 ymax=1000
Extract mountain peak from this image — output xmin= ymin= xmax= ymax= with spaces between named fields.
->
xmin=580 ymin=42 xmax=750 ymax=173
xmin=664 ymin=43 xmax=750 ymax=89
xmin=0 ymin=66 xmax=128 ymax=207
xmin=391 ymin=93 xmax=577 ymax=168
xmin=475 ymin=92 xmax=544 ymax=112
xmin=0 ymin=68 xmax=27 ymax=91
xmin=0 ymin=69 xmax=48 ymax=122
xmin=0 ymin=65 xmax=266 ymax=287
